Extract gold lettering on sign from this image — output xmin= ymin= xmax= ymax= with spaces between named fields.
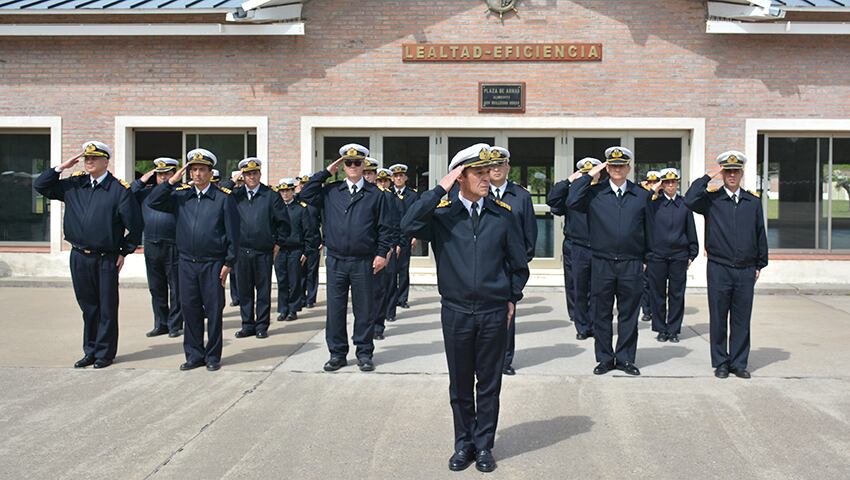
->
xmin=589 ymin=45 xmax=599 ymax=59
xmin=401 ymin=43 xmax=603 ymax=62
xmin=416 ymin=46 xmax=425 ymax=59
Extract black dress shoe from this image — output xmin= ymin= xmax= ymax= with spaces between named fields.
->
xmin=256 ymin=331 xmax=268 ymax=339
xmin=576 ymin=332 xmax=588 ymax=340
xmin=668 ymin=334 xmax=679 ymax=343
xmin=305 ymin=303 xmax=315 ymax=309
xmin=730 ymin=368 xmax=751 ymax=379
xmin=641 ymin=313 xmax=652 ymax=322
xmin=168 ymin=329 xmax=183 ymax=338
xmin=206 ymin=361 xmax=221 ymax=371
xmin=616 ymin=361 xmax=641 ymax=376
xmin=74 ymin=356 xmax=95 ymax=368
xmin=146 ymin=327 xmax=168 ymax=337
xmin=180 ymin=360 xmax=205 ymax=371
xmin=399 ymin=301 xmax=410 ymax=309
xmin=374 ymin=332 xmax=385 ymax=340
xmin=475 ymin=450 xmax=496 ymax=473
xmin=234 ymin=329 xmax=254 ymax=338
xmin=714 ymin=366 xmax=729 ymax=378
xmin=586 ymin=331 xmax=595 ymax=338
xmin=502 ymin=365 xmax=516 ymax=376
xmin=286 ymin=312 xmax=297 ymax=321
xmin=593 ymin=362 xmax=615 ymax=375
xmin=357 ymin=357 xmax=375 ymax=372
xmin=386 ymin=316 xmax=396 ymax=322
xmin=230 ymin=300 xmax=240 ymax=307
xmin=656 ymin=332 xmax=669 ymax=342
xmin=448 ymin=449 xmax=476 ymax=471
xmin=93 ymin=359 xmax=113 ymax=369
xmin=277 ymin=314 xmax=286 ymax=322
xmin=323 ymin=357 xmax=346 ymax=372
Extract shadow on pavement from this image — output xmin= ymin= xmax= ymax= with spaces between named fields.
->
xmin=749 ymin=347 xmax=791 ymax=372
xmin=637 ymin=346 xmax=691 ymax=369
xmin=517 ymin=319 xmax=571 ymax=335
xmin=225 ymin=342 xmax=320 ymax=366
xmin=395 ymin=307 xmax=442 ymax=320
xmin=515 ymin=343 xmax=585 ymax=369
xmin=521 ymin=296 xmax=546 ymax=305
xmin=376 ymin=340 xmax=445 ymax=365
xmin=384 ymin=320 xmax=439 ymax=337
xmin=496 ymin=415 xmax=594 ymax=460
xmin=117 ymin=342 xmax=185 ymax=363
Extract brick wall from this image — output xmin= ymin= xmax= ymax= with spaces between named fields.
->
xmin=1 ymin=0 xmax=849 ymax=183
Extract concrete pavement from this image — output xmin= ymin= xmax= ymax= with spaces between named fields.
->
xmin=0 ymin=285 xmax=849 ymax=479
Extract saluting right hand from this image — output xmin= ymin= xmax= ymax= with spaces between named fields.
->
xmin=438 ymin=164 xmax=465 ymax=192
xmin=568 ymin=170 xmax=583 ymax=182
xmin=58 ymin=153 xmax=83 ymax=171
xmin=140 ymin=168 xmax=156 ymax=183
xmin=326 ymin=157 xmax=345 ymax=176
xmin=169 ymin=165 xmax=188 ymax=185
xmin=707 ymin=166 xmax=723 ymax=179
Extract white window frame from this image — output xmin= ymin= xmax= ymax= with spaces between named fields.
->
xmin=0 ymin=117 xmax=62 ymax=252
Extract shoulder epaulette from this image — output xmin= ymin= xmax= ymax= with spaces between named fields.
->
xmin=641 ymin=183 xmax=651 ymax=191
xmin=118 ymin=179 xmax=131 ymax=189
xmin=747 ymin=189 xmax=761 ymax=198
xmin=436 ymin=200 xmax=451 ymax=209
xmin=219 ymin=187 xmax=232 ymax=194
xmin=271 ymin=186 xmax=279 ymax=193
xmin=707 ymin=186 xmax=719 ymax=193
xmin=494 ymin=199 xmax=512 ymax=212
xmin=71 ymin=171 xmax=85 ymax=177
xmin=651 ymin=193 xmax=659 ymax=201
xmin=176 ymin=184 xmax=191 ymax=191
xmin=300 ymin=201 xmax=308 ymax=208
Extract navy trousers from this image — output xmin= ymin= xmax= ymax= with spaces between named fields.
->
xmin=325 ymin=255 xmax=374 ymax=360
xmin=228 ymin=269 xmax=239 ymax=305
xmin=179 ymin=259 xmax=224 ymax=364
xmin=647 ymin=257 xmax=688 ymax=335
xmin=144 ymin=241 xmax=183 ymax=333
xmin=571 ymin=244 xmax=594 ymax=336
xmin=275 ymin=247 xmax=304 ymax=317
xmin=707 ymin=261 xmax=755 ymax=371
xmin=503 ymin=309 xmax=517 ymax=368
xmin=69 ymin=249 xmax=120 ymax=361
xmin=236 ymin=249 xmax=273 ymax=334
xmin=373 ymin=251 xmax=394 ymax=336
xmin=303 ymin=250 xmax=320 ymax=305
xmin=385 ymin=250 xmax=399 ymax=320
xmin=590 ymin=257 xmax=642 ymax=365
xmin=441 ymin=305 xmax=507 ymax=452
xmin=641 ymin=270 xmax=652 ymax=317
xmin=561 ymin=239 xmax=576 ymax=322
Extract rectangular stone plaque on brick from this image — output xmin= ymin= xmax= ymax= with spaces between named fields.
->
xmin=479 ymin=83 xmax=525 ymax=113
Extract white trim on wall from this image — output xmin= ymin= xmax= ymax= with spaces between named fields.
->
xmin=0 ymin=116 xmax=62 ymax=253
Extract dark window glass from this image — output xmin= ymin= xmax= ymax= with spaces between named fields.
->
xmin=508 ymin=137 xmax=556 ymax=258
xmin=633 ymin=137 xmax=682 ymax=184
xmin=384 ymin=137 xmax=430 ymax=257
xmin=766 ymin=137 xmax=820 ymax=249
xmin=134 ymin=131 xmax=182 ymax=179
xmin=0 ymin=133 xmax=51 ymax=242
xmin=832 ymin=138 xmax=850 ymax=249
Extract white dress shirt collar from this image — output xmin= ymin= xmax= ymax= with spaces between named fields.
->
xmin=458 ymin=192 xmax=484 ymax=216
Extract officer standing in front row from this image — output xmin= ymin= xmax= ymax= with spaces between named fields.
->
xmin=685 ymin=151 xmax=768 ymax=379
xmin=233 ymin=158 xmax=290 ymax=339
xmin=487 ymin=146 xmax=537 ymax=376
xmin=34 ymin=141 xmax=142 ymax=369
xmin=148 ymin=148 xmax=239 ymax=371
xmin=568 ymin=146 xmax=649 ymax=376
xmin=646 ymin=168 xmax=698 ymax=343
xmin=132 ymin=157 xmax=184 ymax=338
xmin=274 ymin=178 xmax=318 ymax=322
xmin=402 ymin=143 xmax=529 ymax=473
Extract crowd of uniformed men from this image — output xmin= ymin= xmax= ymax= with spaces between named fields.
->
xmin=36 ymin=138 xmax=767 ymax=473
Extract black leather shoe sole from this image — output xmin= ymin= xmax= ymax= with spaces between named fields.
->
xmin=715 ymin=368 xmax=729 ymax=379
xmin=206 ymin=362 xmax=221 ymax=371
xmin=323 ymin=359 xmax=346 ymax=372
xmin=502 ymin=366 xmax=516 ymax=376
xmin=256 ymin=331 xmax=269 ymax=339
xmin=180 ymin=361 xmax=205 ymax=371
xmin=386 ymin=317 xmax=396 ymax=322
xmin=234 ymin=330 xmax=254 ymax=338
xmin=730 ymin=369 xmax=751 ymax=379
xmin=358 ymin=359 xmax=375 ymax=372
xmin=448 ymin=451 xmax=475 ymax=471
xmin=146 ymin=329 xmax=168 ymax=337
xmin=668 ymin=335 xmax=679 ymax=343
xmin=74 ymin=356 xmax=96 ymax=368
xmin=168 ymin=330 xmax=183 ymax=338
xmin=576 ymin=333 xmax=588 ymax=340
xmin=616 ymin=363 xmax=641 ymax=376
xmin=374 ymin=333 xmax=385 ymax=340
xmin=93 ymin=359 xmax=113 ymax=369
xmin=593 ymin=363 xmax=614 ymax=375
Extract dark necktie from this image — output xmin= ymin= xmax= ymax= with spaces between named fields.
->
xmin=470 ymin=202 xmax=480 ymax=235
xmin=91 ymin=180 xmax=98 ymax=190
xmin=351 ymin=184 xmax=358 ymax=196
xmin=616 ymin=188 xmax=623 ymax=205
xmin=197 ymin=191 xmax=202 ymax=203
xmin=248 ymin=190 xmax=254 ymax=202
xmin=731 ymin=193 xmax=738 ymax=206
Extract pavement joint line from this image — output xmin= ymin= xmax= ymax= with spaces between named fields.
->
xmin=798 ymin=294 xmax=850 ymax=317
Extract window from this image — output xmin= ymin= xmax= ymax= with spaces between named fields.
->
xmin=0 ymin=132 xmax=50 ymax=243
xmin=634 ymin=137 xmax=682 ymax=184
xmin=507 ymin=137 xmax=555 ymax=258
xmin=384 ymin=136 xmax=430 ymax=257
xmin=132 ymin=130 xmax=257 ymax=180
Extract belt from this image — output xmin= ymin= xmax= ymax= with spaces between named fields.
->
xmin=73 ymin=247 xmax=116 ymax=256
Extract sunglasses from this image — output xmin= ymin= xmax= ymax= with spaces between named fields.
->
xmin=344 ymin=159 xmax=363 ymax=167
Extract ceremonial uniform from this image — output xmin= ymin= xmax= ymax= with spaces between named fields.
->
xmin=685 ymin=151 xmax=768 ymax=378
xmin=547 ymin=157 xmax=599 ymax=339
xmin=131 ymin=157 xmax=183 ymax=337
xmin=147 ymin=148 xmax=239 ymax=371
xmin=487 ymin=146 xmax=537 ymax=375
xmin=387 ymin=163 xmax=420 ymax=319
xmin=299 ymin=144 xmax=394 ymax=371
xmin=34 ymin=141 xmax=142 ymax=368
xmin=274 ymin=178 xmax=319 ymax=321
xmin=219 ymin=172 xmax=240 ymax=306
xmin=567 ymin=146 xmax=649 ymax=375
xmin=372 ymin=168 xmax=401 ymax=339
xmin=646 ymin=168 xmax=698 ymax=342
xmin=233 ymin=158 xmax=290 ymax=338
xmin=640 ymin=171 xmax=661 ymax=323
xmin=296 ymin=174 xmax=322 ymax=308
xmin=402 ymin=143 xmax=529 ymax=473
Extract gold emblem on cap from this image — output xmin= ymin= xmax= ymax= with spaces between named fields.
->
xmin=346 ymin=147 xmax=359 ymax=157
xmin=727 ymin=155 xmax=738 ymax=164
xmin=247 ymin=160 xmax=258 ymax=169
xmin=192 ymin=152 xmax=204 ymax=162
xmin=479 ymin=148 xmax=489 ymax=160
xmin=156 ymin=160 xmax=167 ymax=168
xmin=611 ymin=149 xmax=623 ymax=159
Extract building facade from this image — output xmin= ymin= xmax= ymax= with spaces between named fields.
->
xmin=1 ymin=0 xmax=849 ymax=285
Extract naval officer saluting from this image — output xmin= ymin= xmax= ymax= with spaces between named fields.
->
xmin=34 ymin=141 xmax=142 ymax=369
xmin=402 ymin=143 xmax=529 ymax=473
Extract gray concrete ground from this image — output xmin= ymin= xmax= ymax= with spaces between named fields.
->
xmin=0 ymin=284 xmax=849 ymax=479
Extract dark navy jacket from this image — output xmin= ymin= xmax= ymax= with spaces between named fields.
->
xmin=296 ymin=193 xmax=323 ymax=249
xmin=392 ymin=186 xmax=420 ymax=245
xmin=647 ymin=193 xmax=699 ymax=261
xmin=684 ymin=174 xmax=768 ymax=270
xmin=281 ymin=198 xmax=319 ymax=254
xmin=232 ymin=184 xmax=290 ymax=253
xmin=547 ymin=178 xmax=591 ymax=249
xmin=131 ymin=179 xmax=177 ymax=244
xmin=402 ymin=185 xmax=530 ymax=314
xmin=492 ymin=181 xmax=537 ymax=262
xmin=147 ymin=182 xmax=239 ymax=267
xmin=34 ymin=169 xmax=142 ymax=256
xmin=567 ymin=175 xmax=650 ymax=261
xmin=299 ymin=171 xmax=394 ymax=260
xmin=381 ymin=187 xmax=403 ymax=249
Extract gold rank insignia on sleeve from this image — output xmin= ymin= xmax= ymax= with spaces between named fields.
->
xmin=219 ymin=187 xmax=232 ymax=194
xmin=119 ymin=179 xmax=130 ymax=189
xmin=71 ymin=171 xmax=85 ymax=177
xmin=176 ymin=184 xmax=191 ymax=191
xmin=436 ymin=200 xmax=451 ymax=209
xmin=707 ymin=186 xmax=719 ymax=193
xmin=748 ymin=189 xmax=761 ymax=198
xmin=300 ymin=201 xmax=308 ymax=208
xmin=652 ymin=193 xmax=659 ymax=201
xmin=494 ymin=199 xmax=512 ymax=211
